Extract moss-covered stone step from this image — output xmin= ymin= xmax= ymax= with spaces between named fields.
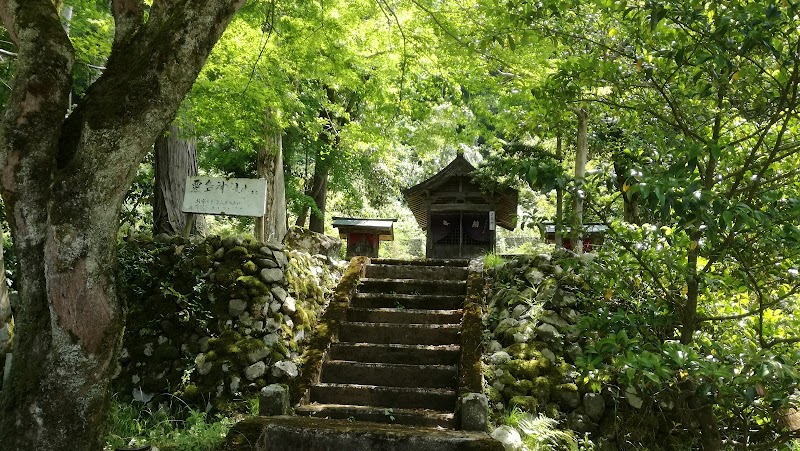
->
xmin=309 ymin=383 xmax=457 ymax=411
xmin=221 ymin=416 xmax=503 ymax=451
xmin=358 ymin=278 xmax=466 ymax=296
xmin=295 ymin=404 xmax=457 ymax=429
xmin=339 ymin=322 xmax=460 ymax=345
xmin=328 ymin=343 xmax=461 ymax=365
xmin=352 ymin=293 xmax=463 ymax=310
xmin=370 ymin=258 xmax=470 ymax=268
xmin=320 ymin=361 xmax=457 ymax=388
xmin=365 ymin=264 xmax=469 ymax=281
xmin=346 ymin=307 xmax=462 ymax=324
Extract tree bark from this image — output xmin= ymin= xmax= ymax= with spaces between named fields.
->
xmin=0 ymin=222 xmax=11 ymax=369
xmin=555 ymin=133 xmax=564 ymax=248
xmin=254 ymin=111 xmax=287 ymax=243
xmin=0 ymin=2 xmax=244 ymax=450
xmin=296 ymin=205 xmax=309 ymax=228
xmin=572 ymin=109 xmax=588 ymax=253
xmin=153 ymin=123 xmax=206 ymax=236
xmin=308 ymin=161 xmax=329 ymax=234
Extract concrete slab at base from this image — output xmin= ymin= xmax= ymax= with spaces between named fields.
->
xmin=222 ymin=416 xmax=503 ymax=451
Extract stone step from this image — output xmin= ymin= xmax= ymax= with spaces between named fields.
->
xmin=320 ymin=361 xmax=457 ymax=389
xmin=358 ymin=278 xmax=466 ymax=296
xmin=339 ymin=322 xmax=460 ymax=345
xmin=295 ymin=404 xmax=457 ymax=429
xmin=370 ymin=258 xmax=470 ymax=268
xmin=347 ymin=307 xmax=462 ymax=324
xmin=365 ymin=264 xmax=469 ymax=281
xmin=309 ymin=383 xmax=457 ymax=411
xmin=328 ymin=343 xmax=461 ymax=365
xmin=352 ymin=293 xmax=463 ymax=310
xmin=222 ymin=416 xmax=504 ymax=451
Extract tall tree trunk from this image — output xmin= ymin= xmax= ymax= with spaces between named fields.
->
xmin=555 ymin=133 xmax=564 ymax=248
xmin=0 ymin=2 xmax=244 ymax=450
xmin=255 ymin=112 xmax=287 ymax=243
xmin=308 ymin=162 xmax=329 ymax=233
xmin=0 ymin=222 xmax=11 ymax=388
xmin=680 ymin=233 xmax=701 ymax=345
xmin=295 ymin=205 xmax=309 ymax=228
xmin=572 ymin=109 xmax=589 ymax=254
xmin=153 ymin=123 xmax=206 ymax=236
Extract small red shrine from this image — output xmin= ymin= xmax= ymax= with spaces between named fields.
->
xmin=332 ymin=217 xmax=396 ymax=258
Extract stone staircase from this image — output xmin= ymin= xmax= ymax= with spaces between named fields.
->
xmin=296 ymin=258 xmax=469 ymax=428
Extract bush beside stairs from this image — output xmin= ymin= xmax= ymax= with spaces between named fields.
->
xmin=223 ymin=258 xmax=502 ymax=451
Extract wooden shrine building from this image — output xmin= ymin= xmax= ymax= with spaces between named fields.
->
xmin=403 ymin=154 xmax=518 ymax=259
xmin=332 ymin=217 xmax=396 ymax=258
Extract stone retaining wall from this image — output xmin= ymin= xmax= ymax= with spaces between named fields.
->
xmin=482 ymin=252 xmax=610 ymax=448
xmin=115 ymin=235 xmax=343 ymax=412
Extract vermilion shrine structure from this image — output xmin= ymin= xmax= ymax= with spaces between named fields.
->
xmin=332 ymin=217 xmax=396 ymax=258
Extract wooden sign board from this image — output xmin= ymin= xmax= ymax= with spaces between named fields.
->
xmin=182 ymin=176 xmax=267 ymax=217
xmin=489 ymin=211 xmax=496 ymax=231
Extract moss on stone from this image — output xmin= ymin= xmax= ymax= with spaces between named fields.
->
xmin=531 ymin=376 xmax=552 ymax=402
xmin=502 ymin=384 xmax=526 ymax=400
xmin=273 ymin=341 xmax=289 ymax=356
xmin=504 ymin=343 xmax=544 ymax=360
xmin=183 ymin=384 xmax=200 ymax=401
xmin=236 ymin=275 xmax=269 ymax=296
xmin=515 ymin=379 xmax=535 ymax=395
xmin=502 ymin=359 xmax=545 ymax=380
xmin=294 ymin=304 xmax=310 ymax=327
xmin=242 ymin=260 xmax=258 ymax=274
xmin=481 ymin=364 xmax=496 ymax=382
xmin=486 ymin=386 xmax=503 ymax=404
xmin=497 ymin=370 xmax=516 ymax=387
xmin=215 ymin=265 xmax=244 ymax=286
xmin=225 ymin=246 xmax=252 ymax=261
xmin=509 ymin=395 xmax=539 ymax=412
xmin=239 ymin=338 xmax=265 ymax=353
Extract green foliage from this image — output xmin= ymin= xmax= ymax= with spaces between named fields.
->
xmin=503 ymin=408 xmax=578 ymax=451
xmin=104 ymin=398 xmax=234 ymax=451
xmin=576 ymin=232 xmax=800 ymax=447
xmin=483 ymin=253 xmax=506 ymax=269
xmin=119 ymin=155 xmax=155 ymax=237
xmin=474 ymin=143 xmax=567 ymax=195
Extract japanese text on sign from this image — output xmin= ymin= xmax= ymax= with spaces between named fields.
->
xmin=182 ymin=176 xmax=267 ymax=217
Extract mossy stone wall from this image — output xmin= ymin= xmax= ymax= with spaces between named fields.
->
xmin=483 ymin=252 xmax=692 ymax=450
xmin=115 ymin=235 xmax=342 ymax=411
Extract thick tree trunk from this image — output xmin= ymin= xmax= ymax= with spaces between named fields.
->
xmin=0 ymin=2 xmax=244 ymax=450
xmin=153 ymin=123 xmax=206 ymax=236
xmin=572 ymin=109 xmax=588 ymax=253
xmin=255 ymin=112 xmax=287 ymax=243
xmin=308 ymin=162 xmax=329 ymax=234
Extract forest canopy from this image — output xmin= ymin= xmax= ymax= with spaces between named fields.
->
xmin=0 ymin=0 xmax=798 ymax=449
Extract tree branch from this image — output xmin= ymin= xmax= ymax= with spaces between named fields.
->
xmin=0 ymin=1 xmax=18 ymax=45
xmin=111 ymin=0 xmax=144 ymax=47
xmin=764 ymin=337 xmax=800 ymax=348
